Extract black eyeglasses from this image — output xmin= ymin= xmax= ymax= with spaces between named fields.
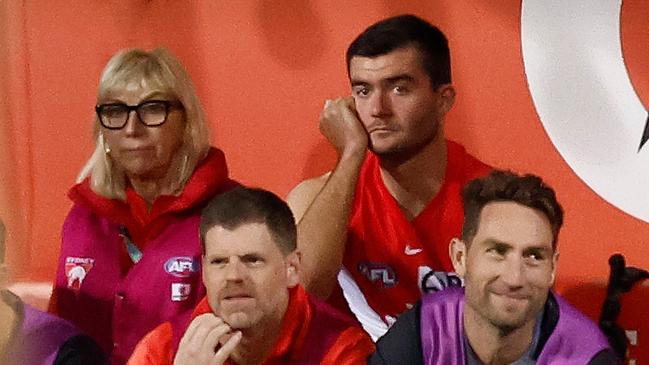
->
xmin=95 ymin=100 xmax=183 ymax=130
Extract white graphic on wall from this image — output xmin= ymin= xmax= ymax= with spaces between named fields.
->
xmin=521 ymin=0 xmax=649 ymax=222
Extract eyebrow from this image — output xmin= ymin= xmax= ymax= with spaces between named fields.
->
xmin=384 ymin=74 xmax=416 ymax=84
xmin=350 ymin=74 xmax=416 ymax=88
xmin=350 ymin=80 xmax=369 ymax=88
xmin=482 ymin=239 xmax=552 ymax=253
xmin=240 ymin=253 xmax=263 ymax=260
xmin=522 ymin=246 xmax=552 ymax=256
xmin=483 ymin=238 xmax=512 ymax=248
xmin=207 ymin=252 xmax=264 ymax=260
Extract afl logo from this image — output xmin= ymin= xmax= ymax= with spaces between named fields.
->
xmin=522 ymin=0 xmax=649 ymax=223
xmin=164 ymin=257 xmax=199 ymax=278
xmin=358 ymin=262 xmax=398 ymax=288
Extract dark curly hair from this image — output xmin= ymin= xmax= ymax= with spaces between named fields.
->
xmin=461 ymin=170 xmax=564 ymax=249
xmin=346 ymin=14 xmax=451 ymax=88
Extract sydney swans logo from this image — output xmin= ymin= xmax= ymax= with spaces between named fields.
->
xmin=521 ymin=0 xmax=649 ymax=223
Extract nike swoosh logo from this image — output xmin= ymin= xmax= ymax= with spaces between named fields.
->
xmin=404 ymin=245 xmax=423 ymax=256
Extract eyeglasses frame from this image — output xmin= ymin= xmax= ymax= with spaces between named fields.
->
xmin=95 ymin=99 xmax=183 ymax=130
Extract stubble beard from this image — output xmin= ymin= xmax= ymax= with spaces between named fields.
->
xmin=466 ymin=289 xmax=531 ymax=339
xmin=371 ymin=121 xmax=441 ymax=164
xmin=492 ymin=318 xmax=524 ymax=337
xmin=484 ymin=300 xmax=534 ymax=338
xmin=222 ymin=310 xmax=259 ymax=331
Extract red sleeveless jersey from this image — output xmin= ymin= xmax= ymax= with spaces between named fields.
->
xmin=342 ymin=140 xmax=491 ymax=333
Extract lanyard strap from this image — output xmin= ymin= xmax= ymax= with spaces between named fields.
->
xmin=119 ymin=226 xmax=143 ymax=264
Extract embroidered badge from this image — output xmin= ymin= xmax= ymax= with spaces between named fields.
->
xmin=358 ymin=262 xmax=398 ymax=288
xmin=164 ymin=257 xmax=200 ymax=278
xmin=65 ymin=257 xmax=95 ymax=292
xmin=171 ymin=283 xmax=192 ymax=301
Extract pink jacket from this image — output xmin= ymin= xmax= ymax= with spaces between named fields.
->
xmin=51 ymin=148 xmax=238 ymax=365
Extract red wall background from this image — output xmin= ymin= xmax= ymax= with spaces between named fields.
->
xmin=1 ymin=0 xmax=647 ymax=358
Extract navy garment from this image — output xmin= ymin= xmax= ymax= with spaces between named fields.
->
xmin=369 ymin=288 xmax=620 ymax=365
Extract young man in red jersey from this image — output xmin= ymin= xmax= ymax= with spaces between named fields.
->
xmin=288 ymin=15 xmax=490 ymax=339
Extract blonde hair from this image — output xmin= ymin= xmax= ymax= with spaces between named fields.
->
xmin=77 ymin=48 xmax=210 ymax=200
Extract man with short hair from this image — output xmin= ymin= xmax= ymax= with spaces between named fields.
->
xmin=0 ymin=219 xmax=106 ymax=364
xmin=128 ymin=187 xmax=374 ymax=365
xmin=369 ymin=170 xmax=619 ymax=364
xmin=288 ymin=14 xmax=490 ymax=339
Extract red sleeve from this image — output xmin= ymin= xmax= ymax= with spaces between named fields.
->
xmin=127 ymin=322 xmax=174 ymax=365
xmin=320 ymin=327 xmax=376 ymax=365
xmin=48 ymin=287 xmax=58 ymax=314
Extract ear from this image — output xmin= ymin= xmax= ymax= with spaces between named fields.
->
xmin=285 ymin=251 xmax=301 ymax=288
xmin=99 ymin=132 xmax=111 ymax=154
xmin=550 ymin=251 xmax=559 ymax=286
xmin=449 ymin=238 xmax=467 ymax=277
xmin=0 ymin=263 xmax=8 ymax=290
xmin=201 ymin=255 xmax=208 ymax=282
xmin=436 ymin=84 xmax=456 ymax=115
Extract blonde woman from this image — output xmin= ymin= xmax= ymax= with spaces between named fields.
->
xmin=51 ymin=48 xmax=238 ymax=364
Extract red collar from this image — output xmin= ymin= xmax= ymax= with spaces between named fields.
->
xmin=188 ymin=285 xmax=311 ymax=364
xmin=68 ymin=147 xmax=233 ymax=227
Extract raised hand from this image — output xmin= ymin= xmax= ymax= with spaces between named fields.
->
xmin=320 ymin=97 xmax=369 ymax=159
xmin=173 ymin=313 xmax=242 ymax=365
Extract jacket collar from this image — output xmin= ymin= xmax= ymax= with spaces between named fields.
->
xmin=68 ymin=147 xmax=232 ymax=226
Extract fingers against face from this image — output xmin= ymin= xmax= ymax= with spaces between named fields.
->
xmin=175 ymin=313 xmax=239 ymax=365
xmin=180 ymin=314 xmax=222 ymax=348
xmin=320 ymin=96 xmax=368 ymax=156
xmin=322 ymin=97 xmax=357 ymax=120
xmin=212 ymin=331 xmax=242 ymax=364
